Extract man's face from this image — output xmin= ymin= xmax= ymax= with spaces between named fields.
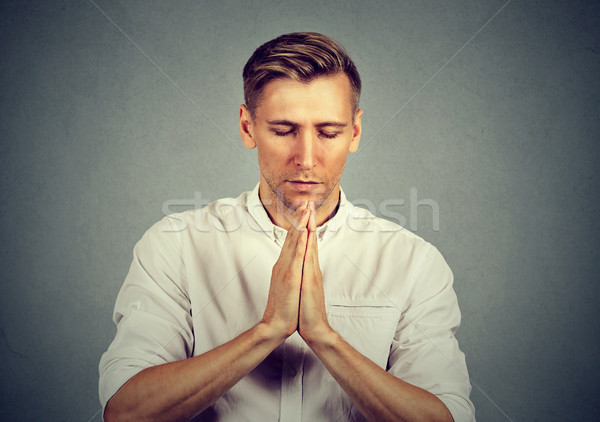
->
xmin=240 ymin=74 xmax=362 ymax=214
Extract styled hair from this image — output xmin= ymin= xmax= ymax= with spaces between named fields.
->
xmin=243 ymin=32 xmax=361 ymax=118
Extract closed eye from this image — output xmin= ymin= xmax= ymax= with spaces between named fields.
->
xmin=320 ymin=131 xmax=340 ymax=139
xmin=273 ymin=129 xmax=295 ymax=137
xmin=271 ymin=128 xmax=341 ymax=139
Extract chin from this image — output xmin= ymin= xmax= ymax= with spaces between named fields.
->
xmin=284 ymin=190 xmax=329 ymax=209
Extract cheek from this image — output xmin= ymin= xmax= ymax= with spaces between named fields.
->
xmin=257 ymin=145 xmax=289 ymax=171
xmin=326 ymin=150 xmax=349 ymax=172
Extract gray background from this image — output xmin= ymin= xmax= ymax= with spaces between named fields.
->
xmin=1 ymin=0 xmax=599 ymax=421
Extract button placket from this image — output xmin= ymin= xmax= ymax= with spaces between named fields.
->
xmin=279 ymin=333 xmax=305 ymax=422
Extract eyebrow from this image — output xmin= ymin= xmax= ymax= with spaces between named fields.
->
xmin=267 ymin=119 xmax=348 ymax=128
xmin=267 ymin=120 xmax=297 ymax=127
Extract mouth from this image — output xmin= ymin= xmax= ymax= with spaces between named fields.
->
xmin=287 ymin=180 xmax=322 ymax=192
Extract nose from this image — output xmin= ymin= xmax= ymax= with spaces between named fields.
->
xmin=294 ymin=131 xmax=317 ymax=170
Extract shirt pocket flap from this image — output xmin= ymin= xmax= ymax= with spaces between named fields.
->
xmin=326 ymin=298 xmax=401 ymax=368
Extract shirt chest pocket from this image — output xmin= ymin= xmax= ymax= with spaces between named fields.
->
xmin=326 ymin=299 xmax=401 ymax=369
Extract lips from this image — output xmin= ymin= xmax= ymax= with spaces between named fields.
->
xmin=289 ymin=180 xmax=319 ymax=184
xmin=287 ymin=180 xmax=322 ymax=192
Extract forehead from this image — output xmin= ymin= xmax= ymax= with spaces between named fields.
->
xmin=256 ymin=74 xmax=354 ymax=122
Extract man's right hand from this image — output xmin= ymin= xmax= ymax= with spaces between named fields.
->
xmin=105 ymin=200 xmax=314 ymax=422
xmin=261 ymin=200 xmax=311 ymax=340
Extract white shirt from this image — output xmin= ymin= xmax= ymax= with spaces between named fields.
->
xmin=99 ymin=184 xmax=475 ymax=421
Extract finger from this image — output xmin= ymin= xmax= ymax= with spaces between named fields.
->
xmin=280 ymin=201 xmax=308 ymax=250
xmin=308 ymin=206 xmax=317 ymax=233
xmin=279 ymin=204 xmax=310 ymax=266
xmin=305 ymin=217 xmax=320 ymax=274
xmin=284 ymin=200 xmax=309 ymax=231
xmin=305 ymin=226 xmax=317 ymax=264
xmin=292 ymin=228 xmax=309 ymax=276
xmin=293 ymin=207 xmax=311 ymax=258
xmin=297 ymin=202 xmax=311 ymax=232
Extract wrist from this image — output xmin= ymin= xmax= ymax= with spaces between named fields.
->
xmin=301 ymin=324 xmax=338 ymax=350
xmin=256 ymin=319 xmax=294 ymax=345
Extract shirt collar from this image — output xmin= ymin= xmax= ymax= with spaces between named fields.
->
xmin=246 ymin=183 xmax=275 ymax=236
xmin=245 ymin=183 xmax=351 ymax=244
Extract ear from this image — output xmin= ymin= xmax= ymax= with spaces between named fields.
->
xmin=348 ymin=109 xmax=363 ymax=153
xmin=239 ymin=104 xmax=257 ymax=149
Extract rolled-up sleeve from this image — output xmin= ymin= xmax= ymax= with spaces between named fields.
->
xmin=388 ymin=244 xmax=476 ymax=422
xmin=98 ymin=215 xmax=193 ymax=411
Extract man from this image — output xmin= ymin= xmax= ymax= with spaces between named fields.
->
xmin=99 ymin=32 xmax=475 ymax=421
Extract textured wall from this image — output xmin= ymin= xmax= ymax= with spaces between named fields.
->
xmin=1 ymin=1 xmax=599 ymax=421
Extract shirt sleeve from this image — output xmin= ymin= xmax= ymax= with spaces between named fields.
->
xmin=98 ymin=215 xmax=193 ymax=412
xmin=388 ymin=244 xmax=476 ymax=422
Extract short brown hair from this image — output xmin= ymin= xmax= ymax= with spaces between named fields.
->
xmin=243 ymin=32 xmax=361 ymax=118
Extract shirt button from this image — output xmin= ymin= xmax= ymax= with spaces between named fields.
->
xmin=288 ymin=368 xmax=297 ymax=377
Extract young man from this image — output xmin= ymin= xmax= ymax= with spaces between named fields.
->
xmin=99 ymin=32 xmax=475 ymax=421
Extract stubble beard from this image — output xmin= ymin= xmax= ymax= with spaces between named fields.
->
xmin=262 ymin=169 xmax=344 ymax=215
